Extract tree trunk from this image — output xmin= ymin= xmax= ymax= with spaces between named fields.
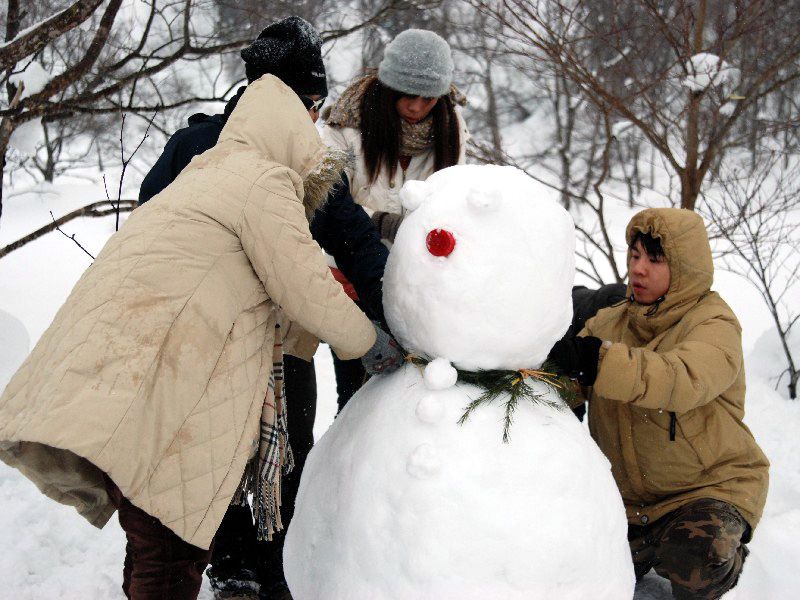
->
xmin=484 ymin=59 xmax=504 ymax=163
xmin=0 ymin=118 xmax=14 ymax=225
xmin=679 ymin=169 xmax=701 ymax=211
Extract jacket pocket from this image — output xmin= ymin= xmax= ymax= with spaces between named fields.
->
xmin=677 ymin=408 xmax=718 ymax=470
xmin=630 ymin=406 xmax=707 ymax=492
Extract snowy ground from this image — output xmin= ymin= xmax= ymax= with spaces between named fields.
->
xmin=1 ymin=179 xmax=799 ymax=599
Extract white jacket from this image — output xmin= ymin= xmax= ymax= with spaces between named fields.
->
xmin=320 ymin=107 xmax=469 ymax=215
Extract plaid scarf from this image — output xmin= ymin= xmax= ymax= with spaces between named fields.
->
xmin=233 ymin=322 xmax=294 ymax=541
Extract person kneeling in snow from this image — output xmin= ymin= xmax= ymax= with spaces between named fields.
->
xmin=550 ymin=207 xmax=769 ymax=600
xmin=0 ymin=75 xmax=398 ymax=600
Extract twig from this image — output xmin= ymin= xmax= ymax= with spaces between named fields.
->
xmin=49 ymin=210 xmax=95 ymax=259
xmin=0 ymin=199 xmax=136 ymax=258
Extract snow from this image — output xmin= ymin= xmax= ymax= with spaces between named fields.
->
xmin=612 ymin=119 xmax=635 ymax=137
xmin=285 ymin=168 xmax=633 ymax=598
xmin=8 ymin=62 xmax=50 ymax=99
xmin=682 ymin=53 xmax=738 ymax=92
xmin=285 ymin=367 xmax=634 ymax=599
xmin=748 ymin=327 xmax=798 ymax=395
xmin=241 ymin=17 xmax=322 ymax=74
xmin=0 ymin=308 xmax=29 ymax=391
xmin=384 ymin=165 xmax=575 ymax=371
xmin=0 ymin=156 xmax=798 ymax=600
xmin=603 ymin=46 xmax=632 ymax=68
xmin=8 ymin=118 xmax=44 ymax=155
xmin=422 ymin=357 xmax=458 ymax=390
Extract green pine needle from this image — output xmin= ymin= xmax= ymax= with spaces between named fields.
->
xmin=408 ymin=356 xmax=577 ymax=443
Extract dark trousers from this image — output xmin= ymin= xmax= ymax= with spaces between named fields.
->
xmin=208 ymin=355 xmax=317 ymax=593
xmin=331 ymin=351 xmax=367 ymax=412
xmin=105 ymin=475 xmax=212 ymax=600
xmin=628 ymin=498 xmax=749 ymax=600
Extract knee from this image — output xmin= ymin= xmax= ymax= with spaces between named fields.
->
xmin=656 ymin=517 xmax=747 ymax=599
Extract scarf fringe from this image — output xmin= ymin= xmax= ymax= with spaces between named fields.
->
xmin=233 ymin=443 xmax=294 ymax=541
xmin=232 ymin=322 xmax=294 ymax=541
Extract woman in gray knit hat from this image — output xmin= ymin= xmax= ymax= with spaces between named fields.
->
xmin=320 ymin=29 xmax=470 ymax=411
xmin=323 ymin=29 xmax=469 ymax=238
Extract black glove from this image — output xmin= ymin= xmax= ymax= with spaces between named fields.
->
xmin=362 ymin=324 xmax=404 ymax=375
xmin=548 ymin=335 xmax=603 ymax=386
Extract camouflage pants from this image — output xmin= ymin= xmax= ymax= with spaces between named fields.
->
xmin=628 ymin=498 xmax=750 ymax=600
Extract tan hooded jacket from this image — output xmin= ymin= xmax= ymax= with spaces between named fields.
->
xmin=582 ymin=208 xmax=769 ymax=537
xmin=0 ymin=75 xmax=376 ymax=550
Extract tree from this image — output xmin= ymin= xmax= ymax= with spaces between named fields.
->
xmin=470 ymin=0 xmax=800 ymax=210
xmin=0 ymin=0 xmax=262 ymax=225
xmin=701 ymin=155 xmax=800 ymax=399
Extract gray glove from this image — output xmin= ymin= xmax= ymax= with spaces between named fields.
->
xmin=370 ymin=211 xmax=404 ymax=243
xmin=362 ymin=324 xmax=404 ymax=375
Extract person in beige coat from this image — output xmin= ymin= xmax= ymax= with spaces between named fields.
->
xmin=550 ymin=208 xmax=769 ymax=600
xmin=0 ymin=74 xmax=389 ymax=599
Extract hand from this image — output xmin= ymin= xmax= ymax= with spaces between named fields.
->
xmin=370 ymin=211 xmax=404 ymax=243
xmin=362 ymin=324 xmax=404 ymax=375
xmin=548 ymin=335 xmax=603 ymax=386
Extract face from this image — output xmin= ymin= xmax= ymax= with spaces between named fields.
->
xmin=304 ymin=94 xmax=323 ymax=123
xmin=628 ymin=239 xmax=671 ymax=305
xmin=395 ymin=95 xmax=439 ymax=124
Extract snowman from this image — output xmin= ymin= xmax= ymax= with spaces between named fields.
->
xmin=284 ymin=165 xmax=635 ymax=599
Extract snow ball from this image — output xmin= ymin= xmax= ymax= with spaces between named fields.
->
xmin=384 ymin=164 xmax=575 ymax=371
xmin=415 ymin=393 xmax=446 ymax=424
xmin=406 ymin=443 xmax=441 ymax=479
xmin=399 ymin=179 xmax=430 ymax=211
xmin=681 ymin=53 xmax=738 ymax=92
xmin=423 ymin=357 xmax=458 ymax=390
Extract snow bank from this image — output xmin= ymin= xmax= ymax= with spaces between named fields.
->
xmin=0 ymin=308 xmax=29 ymax=393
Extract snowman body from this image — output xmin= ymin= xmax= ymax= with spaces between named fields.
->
xmin=284 ymin=165 xmax=635 ymax=599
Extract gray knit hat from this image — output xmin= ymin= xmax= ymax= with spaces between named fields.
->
xmin=378 ymin=29 xmax=454 ymax=98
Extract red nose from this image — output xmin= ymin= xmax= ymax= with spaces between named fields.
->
xmin=426 ymin=229 xmax=456 ymax=257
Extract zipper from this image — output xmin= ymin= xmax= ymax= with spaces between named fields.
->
xmin=669 ymin=411 xmax=676 ymax=441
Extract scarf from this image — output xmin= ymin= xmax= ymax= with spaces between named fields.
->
xmin=233 ymin=322 xmax=294 ymax=540
xmin=325 ymin=72 xmax=467 ymax=158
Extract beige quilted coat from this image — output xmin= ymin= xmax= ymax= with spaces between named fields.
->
xmin=0 ymin=75 xmax=376 ymax=550
xmin=582 ymin=208 xmax=769 ymax=536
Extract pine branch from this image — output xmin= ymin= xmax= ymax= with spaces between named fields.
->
xmin=409 ymin=356 xmax=574 ymax=442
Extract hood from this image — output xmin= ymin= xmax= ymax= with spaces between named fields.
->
xmin=625 ymin=208 xmax=714 ymax=337
xmin=218 ymin=75 xmax=348 ymax=216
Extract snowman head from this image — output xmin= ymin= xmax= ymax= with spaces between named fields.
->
xmin=383 ymin=164 xmax=575 ymax=371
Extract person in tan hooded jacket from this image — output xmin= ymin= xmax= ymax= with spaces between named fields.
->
xmin=0 ymin=74 xmax=391 ymax=599
xmin=550 ymin=208 xmax=769 ymax=600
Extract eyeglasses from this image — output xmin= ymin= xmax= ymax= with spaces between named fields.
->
xmin=300 ymin=96 xmax=326 ymax=112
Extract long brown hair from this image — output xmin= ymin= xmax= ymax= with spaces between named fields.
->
xmin=359 ymin=78 xmax=461 ymax=184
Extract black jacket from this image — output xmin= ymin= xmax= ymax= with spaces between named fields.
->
xmin=138 ymin=87 xmax=388 ymax=324
xmin=309 ymin=179 xmax=388 ymax=326
xmin=138 ymin=88 xmax=245 ymax=204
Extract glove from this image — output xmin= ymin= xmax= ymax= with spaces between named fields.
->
xmin=361 ymin=324 xmax=404 ymax=375
xmin=370 ymin=211 xmax=404 ymax=243
xmin=548 ymin=335 xmax=603 ymax=386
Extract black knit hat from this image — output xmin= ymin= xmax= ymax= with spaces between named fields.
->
xmin=240 ymin=16 xmax=328 ymax=97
